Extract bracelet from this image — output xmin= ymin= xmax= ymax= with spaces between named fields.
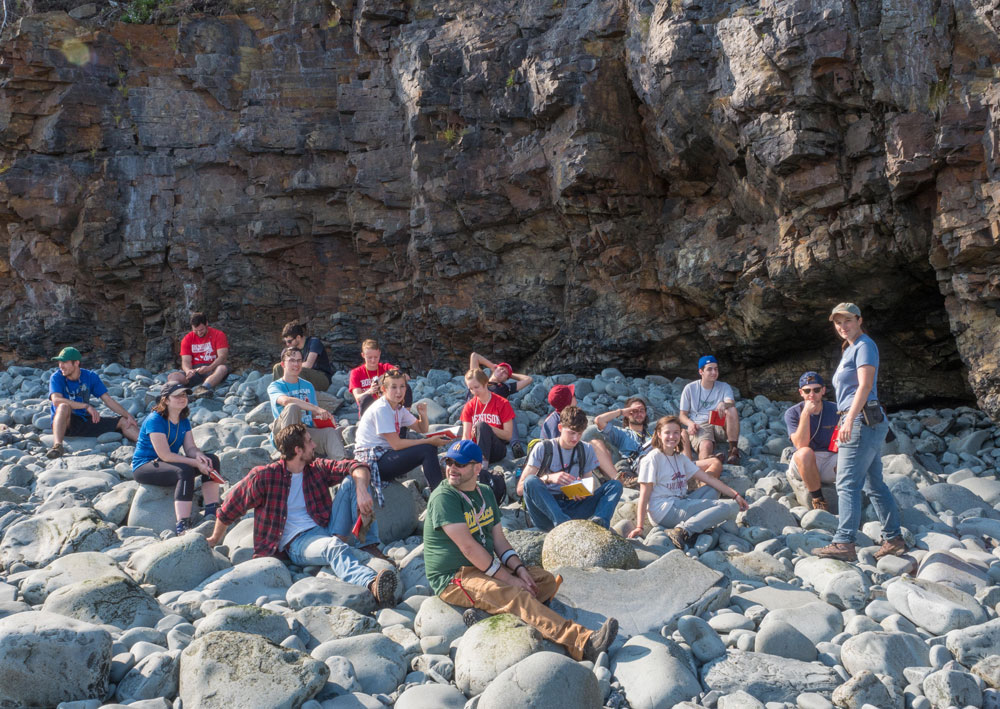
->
xmin=510 ymin=563 xmax=525 ymax=575
xmin=500 ymin=549 xmax=518 ymax=566
xmin=485 ymin=559 xmax=502 ymax=577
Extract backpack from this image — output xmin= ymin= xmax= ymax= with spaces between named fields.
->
xmin=537 ymin=439 xmax=588 ymax=479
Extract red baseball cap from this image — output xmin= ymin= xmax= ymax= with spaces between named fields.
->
xmin=495 ymin=362 xmax=513 ymax=377
xmin=547 ymin=384 xmax=575 ymax=412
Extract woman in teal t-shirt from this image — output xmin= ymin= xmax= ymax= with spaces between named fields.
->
xmin=133 ymin=383 xmax=223 ymax=535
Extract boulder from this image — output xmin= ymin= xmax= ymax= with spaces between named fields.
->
xmin=115 ymin=650 xmax=180 ymax=704
xmin=885 ymin=577 xmax=987 ymax=634
xmin=478 ymin=651 xmax=601 ymax=709
xmin=286 ymin=575 xmax=375 ymax=614
xmin=127 ymin=484 xmax=189 ymax=534
xmin=541 ymin=518 xmax=640 ymax=571
xmin=505 ymin=528 xmax=547 ymax=568
xmin=831 ymin=670 xmax=895 ymax=709
xmin=700 ymin=550 xmax=794 ymax=583
xmin=295 ymin=606 xmax=377 ymax=649
xmin=915 ymin=549 xmax=991 ymax=594
xmin=93 ymin=481 xmax=140 ymax=525
xmin=840 ymin=631 xmax=930 ymax=683
xmin=128 ymin=533 xmax=229 ymax=593
xmin=195 ymin=557 xmax=293 ymax=605
xmin=0 ymin=507 xmax=116 ymax=568
xmin=737 ymin=497 xmax=797 ymax=535
xmin=677 ymin=614 xmax=726 ymax=663
xmin=413 ymin=595 xmax=467 ymax=646
xmin=455 ymin=614 xmax=546 ymax=696
xmin=612 ymin=633 xmax=701 ymax=709
xmin=554 ymin=550 xmax=729 ymax=639
xmin=765 ymin=601 xmax=843 ymax=644
xmin=0 ymin=611 xmax=112 ymax=708
xmin=754 ymin=617 xmax=817 ymax=662
xmin=42 ymin=575 xmax=167 ymax=629
xmin=304 ymin=633 xmax=406 ymax=695
xmin=700 ymin=650 xmax=840 ymax=703
xmin=922 ymin=668 xmax=983 ymax=709
xmin=372 ymin=481 xmax=419 ymax=544
xmin=394 ymin=684 xmax=466 ymax=709
xmin=20 ymin=551 xmax=129 ymax=605
xmin=195 ymin=605 xmax=292 ymax=645
xmin=971 ymin=655 xmax=1000 ymax=689
xmin=920 ymin=483 xmax=998 ymax=518
xmin=179 ymin=631 xmax=327 ymax=709
xmin=946 ymin=617 xmax=1000 ymax=666
xmin=794 ymin=557 xmax=871 ymax=610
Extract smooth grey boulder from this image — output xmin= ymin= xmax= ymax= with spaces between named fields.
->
xmin=920 ymin=483 xmax=998 ymax=518
xmin=554 ymin=550 xmax=729 ymax=639
xmin=128 ymin=533 xmax=229 ymax=593
xmin=700 ymin=650 xmax=840 ymax=703
xmin=700 ymin=550 xmax=794 ymax=583
xmin=504 ymin=528 xmax=547 ymax=567
xmin=195 ymin=605 xmax=292 ymax=645
xmin=286 ymin=575 xmax=375 ymax=614
xmin=754 ymin=617 xmax=817 ymax=662
xmin=94 ymin=481 xmax=139 ymax=525
xmin=372 ymin=481 xmax=419 ymax=544
xmin=20 ymin=551 xmax=129 ymax=605
xmin=115 ymin=650 xmax=180 ymax=704
xmin=946 ymin=617 xmax=1000 ymax=666
xmin=394 ymin=684 xmax=466 ymax=709
xmin=0 ymin=507 xmax=116 ymax=568
xmin=765 ymin=601 xmax=843 ymax=644
xmin=885 ymin=577 xmax=987 ymax=634
xmin=915 ymin=549 xmax=991 ymax=594
xmin=831 ymin=670 xmax=895 ymax=709
xmin=304 ymin=633 xmax=406 ymax=695
xmin=612 ymin=633 xmax=700 ymax=709
xmin=677 ymin=614 xmax=726 ymax=663
xmin=179 ymin=631 xmax=327 ymax=709
xmin=296 ymin=606 xmax=377 ymax=649
xmin=541 ymin=518 xmax=640 ymax=571
xmin=737 ymin=497 xmax=797 ymax=535
xmin=413 ymin=595 xmax=467 ymax=645
xmin=794 ymin=557 xmax=871 ymax=610
xmin=922 ymin=667 xmax=983 ymax=708
xmin=840 ymin=631 xmax=930 ymax=684
xmin=43 ymin=575 xmax=167 ymax=629
xmin=478 ymin=651 xmax=601 ymax=709
xmin=455 ymin=614 xmax=546 ymax=696
xmin=0 ymin=611 xmax=112 ymax=708
xmin=127 ymin=484 xmax=187 ymax=534
xmin=195 ymin=556 xmax=292 ymax=605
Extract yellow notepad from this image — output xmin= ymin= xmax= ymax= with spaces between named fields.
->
xmin=560 ymin=477 xmax=596 ymax=500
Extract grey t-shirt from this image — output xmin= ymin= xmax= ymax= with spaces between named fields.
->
xmin=527 ymin=438 xmax=599 ymax=493
xmin=679 ymin=380 xmax=735 ymax=425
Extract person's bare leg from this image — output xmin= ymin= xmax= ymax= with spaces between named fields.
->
xmin=174 ymin=500 xmax=193 ymax=522
xmin=205 ymin=365 xmax=228 ymax=389
xmin=51 ymin=403 xmax=72 ymax=445
xmin=590 ymin=439 xmax=615 ymax=480
xmin=698 ymin=438 xmax=714 ymax=460
xmin=695 ymin=456 xmax=722 ymax=480
xmin=725 ymin=406 xmax=740 ymax=442
xmin=680 ymin=431 xmax=697 ymax=462
xmin=792 ymin=447 xmax=822 ymax=492
xmin=118 ymin=417 xmax=139 ymax=442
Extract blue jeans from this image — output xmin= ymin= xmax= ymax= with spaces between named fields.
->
xmin=522 ymin=476 xmax=623 ymax=531
xmin=326 ymin=476 xmax=381 ymax=544
xmin=832 ymin=417 xmax=901 ymax=544
xmin=285 ymin=478 xmax=377 ymax=588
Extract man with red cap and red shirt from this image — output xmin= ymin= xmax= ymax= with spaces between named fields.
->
xmin=468 ymin=352 xmax=533 ymax=458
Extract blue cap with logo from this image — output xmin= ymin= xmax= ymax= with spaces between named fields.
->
xmin=798 ymin=371 xmax=825 ymax=388
xmin=698 ymin=355 xmax=718 ymax=370
xmin=443 ymin=439 xmax=483 ymax=465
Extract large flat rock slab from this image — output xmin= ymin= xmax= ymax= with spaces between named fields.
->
xmin=552 ymin=550 xmax=728 ymax=638
xmin=701 ymin=650 xmax=841 ymax=703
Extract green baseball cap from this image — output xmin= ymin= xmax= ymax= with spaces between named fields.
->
xmin=52 ymin=346 xmax=82 ymax=362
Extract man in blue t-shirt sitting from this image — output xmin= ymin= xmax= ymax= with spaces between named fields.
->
xmin=47 ymin=347 xmax=139 ymax=459
xmin=783 ymin=371 xmax=839 ymax=511
xmin=268 ymin=347 xmax=345 ymax=460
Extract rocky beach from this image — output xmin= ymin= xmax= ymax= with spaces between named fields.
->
xmin=0 ymin=363 xmax=998 ymax=709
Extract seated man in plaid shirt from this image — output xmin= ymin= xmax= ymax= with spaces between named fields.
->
xmin=207 ymin=423 xmax=397 ymax=605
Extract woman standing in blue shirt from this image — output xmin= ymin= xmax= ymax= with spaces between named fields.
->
xmin=133 ymin=383 xmax=223 ymax=535
xmin=814 ymin=303 xmax=906 ymax=562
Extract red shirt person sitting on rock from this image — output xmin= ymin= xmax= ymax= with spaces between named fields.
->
xmin=168 ymin=312 xmax=229 ymax=399
xmin=46 ymin=346 xmax=139 ymax=459
xmin=349 ymin=338 xmax=413 ymax=418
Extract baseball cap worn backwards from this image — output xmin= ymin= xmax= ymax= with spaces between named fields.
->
xmin=52 ymin=347 xmax=82 ymax=362
xmin=798 ymin=371 xmax=824 ymax=388
xmin=444 ymin=439 xmax=483 ymax=465
xmin=698 ymin=355 xmax=718 ymax=369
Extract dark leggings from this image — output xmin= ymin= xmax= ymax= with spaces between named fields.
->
xmin=377 ymin=445 xmax=442 ymax=489
xmin=133 ymin=453 xmax=221 ymax=502
xmin=473 ymin=421 xmax=508 ymax=465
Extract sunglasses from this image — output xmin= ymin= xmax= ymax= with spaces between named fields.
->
xmin=283 ymin=337 xmax=296 ymax=344
xmin=801 ymin=387 xmax=823 ymax=394
xmin=443 ymin=458 xmax=473 ymax=467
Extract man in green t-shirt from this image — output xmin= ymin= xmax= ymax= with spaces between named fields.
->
xmin=424 ymin=440 xmax=618 ymax=662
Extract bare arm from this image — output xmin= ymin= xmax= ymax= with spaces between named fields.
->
xmin=302 ymin=349 xmax=318 ymax=369
xmin=412 ymin=403 xmax=430 ymax=434
xmin=50 ymin=392 xmax=91 ymax=412
xmin=273 ymin=395 xmax=330 ymax=419
xmin=840 ymin=365 xmax=876 ymax=442
xmin=208 ymin=347 xmax=229 ymax=372
xmin=789 ymin=408 xmax=815 ymax=450
xmin=442 ymin=522 xmax=534 ymax=595
xmin=627 ymin=482 xmax=653 ymax=538
xmin=469 ymin=352 xmax=496 ymax=371
xmin=691 ymin=469 xmax=748 ymax=509
xmin=150 ymin=431 xmax=207 ymax=469
xmin=678 ymin=410 xmax=698 ymax=434
xmin=595 ymin=407 xmax=625 ymax=431
xmin=180 ymin=354 xmax=194 ymax=375
xmin=510 ymin=372 xmax=533 ymax=392
xmin=494 ymin=420 xmax=513 ymax=443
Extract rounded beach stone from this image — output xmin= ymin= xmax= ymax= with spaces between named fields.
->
xmin=455 ymin=613 xmax=546 ymax=696
xmin=479 ymin=651 xmax=601 ymax=709
xmin=541 ymin=518 xmax=640 ymax=571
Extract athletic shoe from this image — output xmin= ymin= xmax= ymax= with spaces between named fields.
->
xmin=813 ymin=542 xmax=857 ymax=562
xmin=45 ymin=442 xmax=66 ymax=459
xmin=368 ymin=569 xmax=397 ymax=607
xmin=583 ymin=617 xmax=619 ymax=661
xmin=873 ymin=536 xmax=907 ymax=560
xmin=810 ymin=496 xmax=829 ymax=512
xmin=191 ymin=385 xmax=212 ymax=399
xmin=463 ymin=608 xmax=492 ymax=627
xmin=510 ymin=441 xmax=526 ymax=459
xmin=666 ymin=526 xmax=690 ymax=550
xmin=726 ymin=446 xmax=742 ymax=465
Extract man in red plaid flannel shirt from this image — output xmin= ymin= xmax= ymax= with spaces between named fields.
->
xmin=207 ymin=423 xmax=397 ymax=605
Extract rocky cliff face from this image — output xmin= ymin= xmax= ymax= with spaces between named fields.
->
xmin=0 ymin=0 xmax=998 ymax=414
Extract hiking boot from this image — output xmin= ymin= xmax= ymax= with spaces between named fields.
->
xmin=463 ymin=608 xmax=492 ymax=627
xmin=810 ymin=496 xmax=829 ymax=512
xmin=583 ymin=617 xmax=619 ymax=662
xmin=725 ymin=446 xmax=742 ymax=465
xmin=368 ymin=569 xmax=397 ymax=607
xmin=873 ymin=536 xmax=907 ymax=560
xmin=361 ymin=543 xmax=396 ymax=565
xmin=813 ymin=542 xmax=857 ymax=562
xmin=666 ymin=526 xmax=690 ymax=550
xmin=45 ymin=442 xmax=66 ymax=459
xmin=510 ymin=441 xmax=526 ymax=459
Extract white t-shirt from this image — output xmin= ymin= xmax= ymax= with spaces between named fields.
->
xmin=679 ymin=380 xmax=735 ymax=425
xmin=355 ymin=396 xmax=417 ymax=449
xmin=638 ymin=448 xmax=702 ymax=508
xmin=278 ymin=473 xmax=317 ymax=551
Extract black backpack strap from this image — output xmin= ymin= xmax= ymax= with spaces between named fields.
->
xmin=539 ymin=440 xmax=554 ymax=475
